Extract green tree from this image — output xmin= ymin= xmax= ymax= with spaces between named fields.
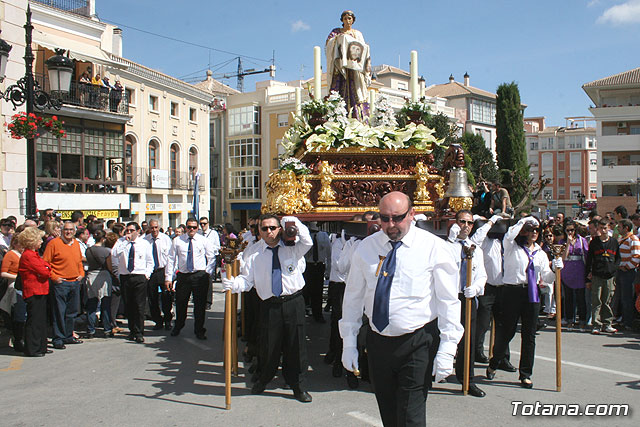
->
xmin=495 ymin=82 xmax=529 ymax=204
xmin=425 ymin=112 xmax=459 ymax=169
xmin=459 ymin=132 xmax=499 ymax=183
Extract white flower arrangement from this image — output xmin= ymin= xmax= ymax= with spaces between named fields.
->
xmin=279 ymin=157 xmax=310 ymax=175
xmin=372 ymin=93 xmax=397 ymax=128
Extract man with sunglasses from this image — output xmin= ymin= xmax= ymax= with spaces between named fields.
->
xmin=165 ymin=218 xmax=217 ymax=339
xmin=222 ymin=214 xmax=313 ymax=403
xmin=111 ymin=222 xmax=154 ymax=343
xmin=197 ymin=216 xmax=221 ymax=305
xmin=340 ymin=192 xmax=462 ymax=425
xmin=447 ymin=210 xmax=488 ymax=397
xmin=144 ymin=219 xmax=173 ymax=330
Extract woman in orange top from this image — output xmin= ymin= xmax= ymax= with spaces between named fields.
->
xmin=18 ymin=227 xmax=51 ymax=357
xmin=0 ymin=230 xmax=24 ymax=352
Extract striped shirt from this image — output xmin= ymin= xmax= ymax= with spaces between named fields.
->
xmin=618 ymin=232 xmax=640 ymax=270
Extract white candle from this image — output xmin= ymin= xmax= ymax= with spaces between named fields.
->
xmin=410 ymin=50 xmax=418 ymax=102
xmin=369 ymin=89 xmax=376 ymax=120
xmin=295 ymin=87 xmax=302 ymax=116
xmin=314 ymin=46 xmax=322 ymax=100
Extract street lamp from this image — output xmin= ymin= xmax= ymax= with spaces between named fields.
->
xmin=544 ymin=192 xmax=552 ymax=219
xmin=577 ymin=192 xmax=586 ymax=219
xmin=0 ymin=6 xmax=73 ymax=219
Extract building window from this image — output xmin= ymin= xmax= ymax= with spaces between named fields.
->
xmin=170 ymin=101 xmax=179 ymax=118
xmin=170 ymin=144 xmax=180 ymax=188
xmin=228 ymin=138 xmax=261 ymax=167
xmin=149 ymin=95 xmax=159 ymax=113
xmin=589 ymin=170 xmax=597 ymax=182
xmin=589 ymin=187 xmax=597 ymax=199
xmin=397 ymin=81 xmax=408 ymax=91
xmin=543 ymin=189 xmax=553 ymax=199
xmin=541 ymin=137 xmax=554 ymax=150
xmin=630 ymin=126 xmax=640 ymax=135
xmin=125 ymin=135 xmax=136 ymax=186
xmin=148 ymin=140 xmax=158 ymax=169
xmin=277 ymin=113 xmax=289 ymax=127
xmin=557 ymin=137 xmax=564 ymax=149
xmin=569 ymin=152 xmax=581 ymax=184
xmin=229 ymin=170 xmax=261 ymax=199
xmin=559 ymin=187 xmax=565 ymax=196
xmin=35 ymin=117 xmax=124 ymax=193
xmin=189 ymin=146 xmax=198 ymax=176
xmin=125 ymin=88 xmax=136 ymax=106
xmin=470 ymin=99 xmax=496 ymax=125
xmin=189 ymin=107 xmax=197 ymax=122
xmin=228 ymin=105 xmax=260 ymax=136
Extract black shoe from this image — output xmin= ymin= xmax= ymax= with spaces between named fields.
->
xmin=153 ymin=323 xmax=164 ymax=330
xmin=126 ymin=334 xmax=135 ymax=341
xmin=251 ymin=381 xmax=266 ymax=395
xmin=53 ymin=342 xmax=66 ymax=350
xmin=323 ymin=351 xmax=335 ymax=365
xmin=332 ymin=363 xmax=343 ymax=378
xmin=13 ymin=341 xmax=25 ymax=353
xmin=65 ymin=338 xmax=83 ymax=345
xmin=25 ymin=352 xmax=45 ymax=357
xmin=105 ymin=331 xmax=115 ymax=338
xmin=170 ymin=329 xmax=180 ymax=337
xmin=475 ymin=353 xmax=489 ymax=364
xmin=164 ymin=321 xmax=172 ymax=331
xmin=206 ymin=302 xmax=212 ymax=310
xmin=292 ymin=387 xmax=312 ymax=403
xmin=467 ymin=383 xmax=486 ymax=398
xmin=520 ymin=378 xmax=533 ymax=389
xmin=346 ymin=372 xmax=359 ymax=389
xmin=196 ymin=333 xmax=207 ymax=340
xmin=486 ymin=368 xmax=495 ymax=380
xmin=135 ymin=336 xmax=145 ymax=344
xmin=497 ymin=360 xmax=517 ymax=372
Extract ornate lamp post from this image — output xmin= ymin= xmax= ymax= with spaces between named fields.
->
xmin=544 ymin=192 xmax=552 ymax=219
xmin=577 ymin=192 xmax=586 ymax=216
xmin=0 ymin=6 xmax=73 ymax=219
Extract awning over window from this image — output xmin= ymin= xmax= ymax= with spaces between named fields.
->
xmin=32 ymin=29 xmax=127 ymax=69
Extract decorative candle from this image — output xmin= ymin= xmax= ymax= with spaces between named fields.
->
xmin=410 ymin=50 xmax=418 ymax=102
xmin=314 ymin=46 xmax=322 ymax=100
xmin=295 ymin=87 xmax=302 ymax=116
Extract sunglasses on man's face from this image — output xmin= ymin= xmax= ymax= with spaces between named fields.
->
xmin=186 ymin=225 xmax=198 ymax=230
xmin=200 ymin=222 xmax=208 ymax=226
xmin=380 ymin=208 xmax=410 ymax=223
xmin=261 ymin=226 xmax=279 ymax=232
xmin=457 ymin=220 xmax=474 ymax=226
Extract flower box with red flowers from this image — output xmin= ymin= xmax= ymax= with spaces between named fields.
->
xmin=5 ymin=112 xmax=65 ymax=140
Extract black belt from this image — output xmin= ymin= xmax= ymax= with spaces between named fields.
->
xmin=177 ymin=270 xmax=205 ymax=275
xmin=264 ymin=289 xmax=303 ymax=303
xmin=504 ymin=283 xmax=528 ymax=288
xmin=306 ymin=261 xmax=324 ymax=266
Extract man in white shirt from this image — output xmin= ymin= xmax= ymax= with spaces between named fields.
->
xmin=144 ymin=219 xmax=173 ymax=330
xmin=326 ymin=230 xmax=348 ymax=378
xmin=198 ymin=216 xmax=221 ymax=305
xmin=340 ymin=192 xmax=462 ymax=426
xmin=303 ymin=222 xmax=331 ymax=323
xmin=111 ymin=222 xmax=154 ymax=343
xmin=223 ymin=214 xmax=313 ymax=403
xmin=447 ymin=210 xmax=487 ymax=398
xmin=165 ymin=218 xmax=217 ymax=340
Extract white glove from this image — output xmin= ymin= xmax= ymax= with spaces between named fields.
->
xmin=342 ymin=346 xmax=359 ymax=372
xmin=463 ymin=285 xmax=479 ymax=298
xmin=448 ymin=223 xmax=461 ymax=242
xmin=489 ymin=214 xmax=503 ymax=224
xmin=472 ymin=214 xmax=482 ymax=222
xmin=552 ymin=258 xmax=564 ymax=271
xmin=432 ymin=351 xmax=454 ymax=383
xmin=221 ymin=277 xmax=234 ymax=291
xmin=525 ymin=217 xmax=540 ymax=227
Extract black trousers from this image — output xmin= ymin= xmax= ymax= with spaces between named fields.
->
xmin=24 ymin=294 xmax=48 ymax=356
xmin=475 ymin=284 xmax=510 ymax=360
xmin=303 ymin=262 xmax=325 ymax=319
xmin=563 ymin=283 xmax=586 ymax=323
xmin=489 ymin=286 xmax=540 ymax=380
xmin=174 ymin=271 xmax=208 ymax=335
xmin=328 ymin=281 xmax=345 ymax=360
xmin=121 ymin=274 xmax=147 ymax=338
xmin=455 ymin=293 xmax=477 ymax=384
xmin=243 ymin=288 xmax=260 ymax=357
xmin=147 ymin=268 xmax=173 ymax=325
xmin=257 ymin=292 xmax=308 ymax=388
xmin=367 ymin=319 xmax=439 ymax=427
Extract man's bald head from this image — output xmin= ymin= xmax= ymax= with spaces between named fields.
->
xmin=379 ymin=192 xmax=414 ymax=241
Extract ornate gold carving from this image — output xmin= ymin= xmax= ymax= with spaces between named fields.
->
xmin=262 ymin=170 xmax=313 ymax=214
xmin=413 ymin=161 xmax=431 ymax=206
xmin=448 ymin=196 xmax=473 ymax=212
xmin=433 ymin=176 xmax=445 ymax=199
xmin=308 ymin=174 xmax=415 ymax=180
xmin=317 ymin=161 xmax=338 ymax=205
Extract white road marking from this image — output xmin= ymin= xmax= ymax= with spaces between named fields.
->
xmin=347 ymin=411 xmax=383 ymax=427
xmin=183 ymin=337 xmax=210 ymax=351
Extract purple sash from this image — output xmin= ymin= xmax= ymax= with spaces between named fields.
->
xmin=521 ymin=246 xmax=540 ymax=303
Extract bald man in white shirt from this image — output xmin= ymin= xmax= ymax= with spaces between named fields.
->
xmin=340 ymin=192 xmax=463 ymax=426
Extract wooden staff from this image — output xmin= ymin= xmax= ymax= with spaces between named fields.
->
xmin=462 ymin=244 xmax=476 ymax=396
xmin=224 ymin=264 xmax=233 ymax=410
xmin=551 ymin=244 xmax=566 ymax=392
xmin=231 ymin=260 xmax=239 ymax=375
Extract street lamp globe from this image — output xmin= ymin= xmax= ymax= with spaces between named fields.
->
xmin=45 ymin=49 xmax=73 ymax=93
xmin=0 ymin=35 xmax=12 ymax=82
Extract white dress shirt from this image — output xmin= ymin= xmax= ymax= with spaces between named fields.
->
xmin=447 ymin=238 xmax=487 ymax=296
xmin=165 ymin=233 xmax=217 ymax=281
xmin=340 ymin=224 xmax=463 ymax=356
xmin=226 ymin=217 xmax=312 ymax=301
xmin=111 ymin=236 xmax=154 ymax=278
xmin=481 ymin=237 xmax=504 ymax=286
xmin=337 ymin=237 xmax=359 ymax=278
xmin=503 ymin=219 xmax=555 ymax=286
xmin=329 ymin=233 xmax=347 ymax=283
xmin=144 ymin=232 xmax=172 ymax=270
xmin=199 ymin=228 xmax=221 ymax=255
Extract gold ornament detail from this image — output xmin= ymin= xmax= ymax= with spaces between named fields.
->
xmin=448 ymin=196 xmax=473 ymax=212
xmin=262 ymin=170 xmax=313 ymax=214
xmin=317 ymin=161 xmax=338 ymax=205
xmin=413 ymin=161 xmax=443 ymax=209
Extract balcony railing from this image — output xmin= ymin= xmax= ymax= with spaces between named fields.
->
xmin=35 ymin=74 xmax=129 ymax=115
xmin=32 ymin=0 xmax=90 ymax=17
xmin=126 ymin=167 xmax=205 ymax=191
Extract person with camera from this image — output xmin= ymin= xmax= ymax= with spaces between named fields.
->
xmin=222 ymin=214 xmax=313 ymax=403
xmin=165 ymin=218 xmax=217 ymax=340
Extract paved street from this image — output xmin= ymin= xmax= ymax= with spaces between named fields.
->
xmin=1 ymin=284 xmax=638 ymax=427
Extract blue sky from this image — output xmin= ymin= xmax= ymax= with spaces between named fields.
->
xmin=97 ymin=0 xmax=640 ymax=126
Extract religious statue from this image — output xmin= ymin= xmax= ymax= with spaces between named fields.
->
xmin=326 ymin=10 xmax=371 ymax=121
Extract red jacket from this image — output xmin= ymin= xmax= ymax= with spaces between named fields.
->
xmin=19 ymin=249 xmax=51 ymax=299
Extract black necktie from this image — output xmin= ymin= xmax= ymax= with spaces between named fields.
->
xmin=312 ymin=233 xmax=318 ymax=262
xmin=187 ymin=237 xmax=194 ymax=272
xmin=372 ymin=241 xmax=402 ymax=332
xmin=127 ymin=241 xmax=135 ymax=272
xmin=152 ymin=238 xmax=159 ymax=270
